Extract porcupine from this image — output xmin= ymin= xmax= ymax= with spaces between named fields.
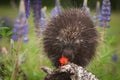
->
xmin=43 ymin=8 xmax=98 ymax=68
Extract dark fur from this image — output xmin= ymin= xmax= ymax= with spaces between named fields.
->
xmin=44 ymin=73 xmax=71 ymax=80
xmin=43 ymin=8 xmax=98 ymax=68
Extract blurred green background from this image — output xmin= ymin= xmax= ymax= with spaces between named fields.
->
xmin=0 ymin=0 xmax=120 ymax=80
xmin=1 ymin=0 xmax=120 ymax=10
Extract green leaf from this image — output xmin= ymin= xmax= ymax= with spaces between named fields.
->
xmin=6 ymin=31 xmax=12 ymax=37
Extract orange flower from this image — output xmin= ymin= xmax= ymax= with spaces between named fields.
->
xmin=59 ymin=56 xmax=69 ymax=66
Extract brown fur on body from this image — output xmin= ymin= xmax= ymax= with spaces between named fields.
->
xmin=43 ymin=8 xmax=98 ymax=68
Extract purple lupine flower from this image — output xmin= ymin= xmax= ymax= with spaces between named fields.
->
xmin=112 ymin=53 xmax=118 ymax=62
xmin=0 ymin=18 xmax=3 ymax=28
xmin=0 ymin=17 xmax=12 ymax=28
xmin=12 ymin=0 xmax=29 ymax=42
xmin=12 ymin=14 xmax=29 ymax=42
xmin=33 ymin=0 xmax=42 ymax=37
xmin=0 ymin=18 xmax=2 ymax=21
xmin=50 ymin=0 xmax=62 ymax=19
xmin=93 ymin=1 xmax=101 ymax=27
xmin=0 ymin=18 xmax=3 ymax=39
xmin=23 ymin=35 xmax=29 ymax=42
xmin=24 ymin=0 xmax=31 ymax=18
xmin=40 ymin=7 xmax=47 ymax=32
xmin=81 ymin=0 xmax=91 ymax=18
xmin=2 ymin=17 xmax=12 ymax=26
xmin=100 ymin=0 xmax=111 ymax=28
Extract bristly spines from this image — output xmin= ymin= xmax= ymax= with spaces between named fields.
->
xmin=43 ymin=8 xmax=98 ymax=68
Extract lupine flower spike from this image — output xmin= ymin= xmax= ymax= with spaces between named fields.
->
xmin=0 ymin=18 xmax=3 ymax=28
xmin=93 ymin=1 xmax=101 ymax=27
xmin=33 ymin=0 xmax=42 ymax=37
xmin=82 ymin=0 xmax=91 ymax=18
xmin=100 ymin=0 xmax=111 ymax=28
xmin=40 ymin=6 xmax=48 ymax=32
xmin=24 ymin=0 xmax=31 ymax=19
xmin=11 ymin=0 xmax=28 ymax=80
xmin=12 ymin=0 xmax=29 ymax=42
xmin=50 ymin=0 xmax=62 ymax=18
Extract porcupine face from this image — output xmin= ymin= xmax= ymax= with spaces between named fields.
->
xmin=43 ymin=8 xmax=98 ymax=68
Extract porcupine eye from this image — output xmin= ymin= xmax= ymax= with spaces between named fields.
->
xmin=74 ymin=39 xmax=81 ymax=48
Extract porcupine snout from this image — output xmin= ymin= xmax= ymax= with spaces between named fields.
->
xmin=62 ymin=47 xmax=75 ymax=61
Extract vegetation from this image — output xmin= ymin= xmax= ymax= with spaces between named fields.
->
xmin=0 ymin=2 xmax=120 ymax=80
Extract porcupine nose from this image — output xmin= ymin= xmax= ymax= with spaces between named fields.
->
xmin=62 ymin=48 xmax=74 ymax=61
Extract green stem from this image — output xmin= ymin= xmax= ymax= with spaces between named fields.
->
xmin=11 ymin=38 xmax=22 ymax=80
